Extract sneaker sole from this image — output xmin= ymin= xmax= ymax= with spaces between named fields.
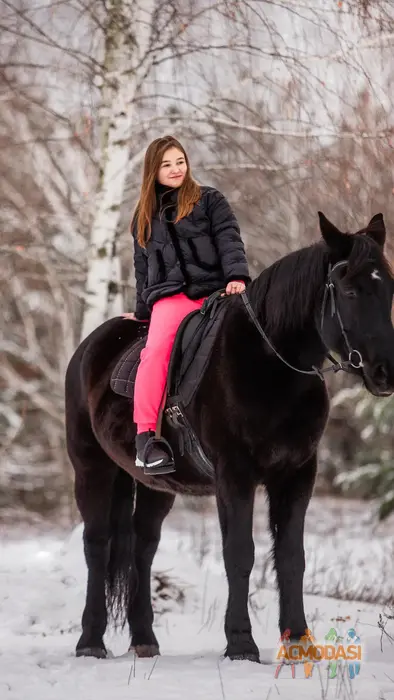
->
xmin=135 ymin=456 xmax=164 ymax=468
xmin=135 ymin=456 xmax=176 ymax=476
xmin=143 ymin=463 xmax=176 ymax=476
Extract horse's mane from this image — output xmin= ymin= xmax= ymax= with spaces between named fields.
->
xmin=248 ymin=234 xmax=391 ymax=336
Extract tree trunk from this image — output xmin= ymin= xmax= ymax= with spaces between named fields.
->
xmin=81 ymin=0 xmax=154 ymax=340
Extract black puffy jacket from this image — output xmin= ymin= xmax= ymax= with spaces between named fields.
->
xmin=132 ymin=185 xmax=250 ymax=320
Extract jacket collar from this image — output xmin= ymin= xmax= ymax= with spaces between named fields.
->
xmin=155 ymin=182 xmax=179 ymax=207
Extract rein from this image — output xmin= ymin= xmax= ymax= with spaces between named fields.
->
xmin=241 ymin=259 xmax=364 ymax=381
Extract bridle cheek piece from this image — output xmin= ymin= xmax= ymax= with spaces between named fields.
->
xmin=241 ymin=259 xmax=364 ymax=381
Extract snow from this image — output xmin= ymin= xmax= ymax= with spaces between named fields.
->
xmin=1 ymin=498 xmax=394 ymax=700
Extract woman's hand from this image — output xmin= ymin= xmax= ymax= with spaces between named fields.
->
xmin=122 ymin=312 xmax=149 ymax=322
xmin=225 ymin=280 xmax=246 ymax=295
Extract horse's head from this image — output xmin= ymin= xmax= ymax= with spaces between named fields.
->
xmin=318 ymin=211 xmax=394 ymax=397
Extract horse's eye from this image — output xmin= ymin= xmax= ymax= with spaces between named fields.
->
xmin=343 ymin=288 xmax=357 ymax=299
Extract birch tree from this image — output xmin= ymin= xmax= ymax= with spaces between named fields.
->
xmin=80 ymin=1 xmax=155 ymax=338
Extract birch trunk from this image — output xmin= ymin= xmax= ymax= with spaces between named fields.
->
xmin=81 ymin=0 xmax=154 ymax=340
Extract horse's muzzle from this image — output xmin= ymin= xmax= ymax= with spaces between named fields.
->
xmin=363 ymin=360 xmax=394 ymax=397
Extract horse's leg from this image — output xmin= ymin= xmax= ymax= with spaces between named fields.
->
xmin=216 ymin=468 xmax=258 ymax=662
xmin=266 ymin=454 xmax=317 ymax=639
xmin=73 ymin=457 xmax=118 ymax=658
xmin=128 ymin=482 xmax=175 ymax=657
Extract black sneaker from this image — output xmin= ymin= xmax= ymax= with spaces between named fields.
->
xmin=135 ymin=431 xmax=175 ymax=475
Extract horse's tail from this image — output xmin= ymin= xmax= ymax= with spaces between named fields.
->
xmin=106 ymin=467 xmax=137 ymax=628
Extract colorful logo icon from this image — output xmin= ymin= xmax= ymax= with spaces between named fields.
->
xmin=274 ymin=626 xmax=362 ymax=679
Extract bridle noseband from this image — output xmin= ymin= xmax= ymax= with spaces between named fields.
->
xmin=241 ymin=259 xmax=364 ymax=381
xmin=319 ymin=260 xmax=364 ymax=374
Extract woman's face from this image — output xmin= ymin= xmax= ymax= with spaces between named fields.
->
xmin=157 ymin=147 xmax=187 ymax=187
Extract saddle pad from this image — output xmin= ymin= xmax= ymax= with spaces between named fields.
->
xmin=110 ymin=336 xmax=146 ymax=399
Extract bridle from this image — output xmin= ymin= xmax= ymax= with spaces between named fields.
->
xmin=241 ymin=259 xmax=364 ymax=381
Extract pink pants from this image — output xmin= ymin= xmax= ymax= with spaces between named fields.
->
xmin=133 ymin=293 xmax=206 ymax=433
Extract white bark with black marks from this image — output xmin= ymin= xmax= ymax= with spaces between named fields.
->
xmin=81 ymin=1 xmax=154 ymax=340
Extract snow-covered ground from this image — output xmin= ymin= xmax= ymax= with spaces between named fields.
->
xmin=1 ymin=495 xmax=394 ymax=700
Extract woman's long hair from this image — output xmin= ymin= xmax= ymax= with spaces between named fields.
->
xmin=132 ymin=135 xmax=201 ymax=247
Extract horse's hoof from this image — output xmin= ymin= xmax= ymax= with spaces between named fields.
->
xmin=76 ymin=646 xmax=107 ymax=659
xmin=129 ymin=644 xmax=160 ymax=658
xmin=227 ymin=652 xmax=260 ymax=663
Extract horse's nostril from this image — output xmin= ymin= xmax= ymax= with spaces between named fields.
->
xmin=373 ymin=363 xmax=388 ymax=385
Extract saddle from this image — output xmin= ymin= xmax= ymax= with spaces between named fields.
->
xmin=110 ymin=291 xmax=229 ymax=475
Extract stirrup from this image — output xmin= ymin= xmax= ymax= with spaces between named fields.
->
xmin=140 ymin=435 xmax=175 ymax=475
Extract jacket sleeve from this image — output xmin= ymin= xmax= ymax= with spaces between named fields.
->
xmin=132 ymin=225 xmax=151 ymax=321
xmin=206 ymin=190 xmax=251 ymax=285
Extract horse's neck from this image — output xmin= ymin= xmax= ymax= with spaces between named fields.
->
xmin=248 ymin=251 xmax=327 ymax=359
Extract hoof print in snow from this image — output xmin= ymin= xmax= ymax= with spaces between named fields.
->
xmin=130 ymin=644 xmax=160 ymax=658
xmin=76 ymin=647 xmax=107 ymax=659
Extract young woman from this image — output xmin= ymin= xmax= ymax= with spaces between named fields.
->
xmin=124 ymin=135 xmax=250 ymax=474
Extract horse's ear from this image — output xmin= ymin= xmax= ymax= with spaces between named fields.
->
xmin=318 ymin=211 xmax=352 ymax=256
xmin=365 ymin=213 xmax=385 ymax=249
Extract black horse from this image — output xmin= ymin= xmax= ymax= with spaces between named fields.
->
xmin=65 ymin=212 xmax=394 ymax=662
